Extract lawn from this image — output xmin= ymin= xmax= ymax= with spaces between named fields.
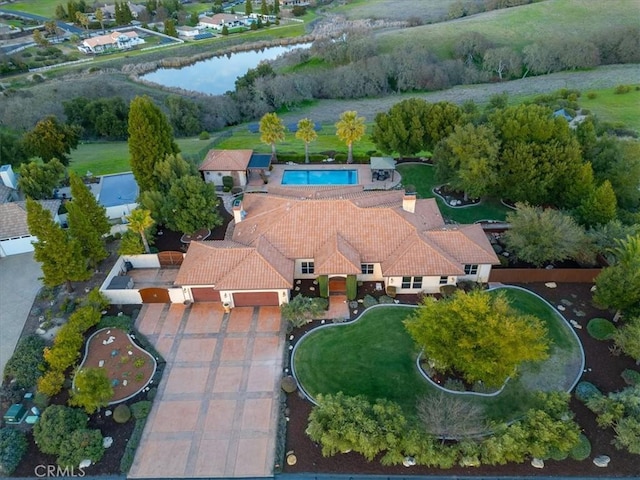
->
xmin=396 ymin=163 xmax=510 ymax=223
xmin=2 ymin=0 xmax=61 ymax=16
xmin=580 ymin=86 xmax=640 ymax=133
xmin=68 ymin=137 xmax=212 ymax=176
xmin=293 ymin=287 xmax=583 ymax=422
xmin=376 ymin=0 xmax=638 ymax=58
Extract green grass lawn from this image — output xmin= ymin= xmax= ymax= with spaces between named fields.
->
xmin=396 ymin=163 xmax=510 ymax=223
xmin=68 ymin=137 xmax=211 ymax=176
xmin=293 ymin=287 xmax=582 ymax=422
xmin=2 ymin=0 xmax=61 ymax=16
xmin=377 ymin=0 xmax=638 ymax=58
xmin=580 ymin=86 xmax=640 ymax=133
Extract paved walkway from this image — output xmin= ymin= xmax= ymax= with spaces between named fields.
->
xmin=0 ymin=252 xmax=42 ymax=376
xmin=129 ymin=303 xmax=285 ymax=478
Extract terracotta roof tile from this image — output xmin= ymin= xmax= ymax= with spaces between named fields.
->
xmin=314 ymin=234 xmax=361 ymax=275
xmin=423 ymin=225 xmax=500 ymax=265
xmin=382 ymin=233 xmax=464 ymax=276
xmin=199 ymin=149 xmax=253 ymax=171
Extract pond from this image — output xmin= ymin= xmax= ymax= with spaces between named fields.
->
xmin=140 ymin=43 xmax=310 ymax=95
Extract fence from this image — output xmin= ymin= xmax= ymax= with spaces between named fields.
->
xmin=489 ymin=268 xmax=601 ymax=283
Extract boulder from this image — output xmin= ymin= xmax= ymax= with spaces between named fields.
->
xmin=403 ymin=456 xmax=416 ymax=467
xmin=103 ymin=436 xmax=113 ymax=448
xmin=78 ymin=459 xmax=92 ymax=469
xmin=593 ymin=455 xmax=610 ymax=467
xmin=531 ymin=458 xmax=544 ymax=469
xmin=545 ymin=282 xmax=557 ymax=288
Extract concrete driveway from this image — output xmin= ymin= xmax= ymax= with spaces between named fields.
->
xmin=130 ymin=303 xmax=285 ymax=478
xmin=0 ymin=252 xmax=42 ymax=377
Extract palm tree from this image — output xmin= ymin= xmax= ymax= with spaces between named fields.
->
xmin=95 ymin=8 xmax=105 ymax=33
xmin=259 ymin=112 xmax=286 ymax=161
xmin=295 ymin=118 xmax=318 ymax=164
xmin=126 ymin=209 xmax=155 ymax=254
xmin=335 ymin=111 xmax=366 ymax=164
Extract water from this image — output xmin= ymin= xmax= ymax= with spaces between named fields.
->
xmin=98 ymin=173 xmax=139 ymax=207
xmin=282 ymin=170 xmax=359 ymax=186
xmin=140 ymin=43 xmax=309 ymax=95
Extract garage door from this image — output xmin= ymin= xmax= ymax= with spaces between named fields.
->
xmin=233 ymin=292 xmax=279 ymax=307
xmin=192 ymin=287 xmax=221 ymax=302
xmin=140 ymin=288 xmax=170 ymax=303
xmin=0 ymin=236 xmax=35 ymax=256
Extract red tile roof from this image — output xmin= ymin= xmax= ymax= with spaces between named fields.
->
xmin=199 ymin=149 xmax=253 ymax=172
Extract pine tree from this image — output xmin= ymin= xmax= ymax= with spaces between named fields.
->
xmin=26 ymin=199 xmax=90 ymax=292
xmin=67 ymin=173 xmax=110 ymax=269
xmin=261 ymin=0 xmax=268 ymax=15
xmin=128 ymin=96 xmax=179 ymax=192
xmin=245 ymin=0 xmax=253 ymax=16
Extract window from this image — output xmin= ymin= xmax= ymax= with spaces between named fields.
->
xmin=439 ymin=276 xmax=449 ymax=285
xmin=361 ymin=264 xmax=374 ymax=275
xmin=301 ymin=261 xmax=314 ymax=274
xmin=464 ymin=264 xmax=478 ymax=275
xmin=402 ymin=276 xmax=423 ymax=289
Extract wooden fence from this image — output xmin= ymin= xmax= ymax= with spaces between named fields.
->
xmin=489 ymin=268 xmax=602 ymax=284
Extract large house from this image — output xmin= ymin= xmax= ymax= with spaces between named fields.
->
xmin=174 ymin=187 xmax=499 ymax=307
xmin=198 ymin=13 xmax=244 ymax=31
xmin=78 ymin=30 xmax=144 ymax=54
xmin=199 ymin=149 xmax=272 ymax=187
xmin=0 ymin=200 xmax=61 ymax=257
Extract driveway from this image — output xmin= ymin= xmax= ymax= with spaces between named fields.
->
xmin=0 ymin=252 xmax=42 ymax=377
xmin=129 ymin=303 xmax=285 ymax=478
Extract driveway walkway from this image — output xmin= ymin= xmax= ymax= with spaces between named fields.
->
xmin=0 ymin=252 xmax=42 ymax=376
xmin=129 ymin=303 xmax=285 ymax=478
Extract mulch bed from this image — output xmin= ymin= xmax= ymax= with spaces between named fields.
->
xmin=80 ymin=328 xmax=155 ymax=403
xmin=283 ymin=282 xmax=640 ymax=477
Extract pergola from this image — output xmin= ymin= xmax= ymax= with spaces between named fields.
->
xmin=370 ymin=156 xmax=396 ymax=181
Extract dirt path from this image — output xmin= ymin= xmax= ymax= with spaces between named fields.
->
xmin=278 ymin=64 xmax=640 ymax=123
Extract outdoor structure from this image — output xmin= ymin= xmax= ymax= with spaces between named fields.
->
xmin=176 ymin=25 xmax=200 ymax=38
xmin=198 ymin=13 xmax=244 ymax=31
xmin=199 ymin=150 xmax=272 ymax=188
xmin=97 ymin=172 xmax=139 ymax=220
xmin=369 ymin=156 xmax=396 ymax=182
xmin=78 ymin=30 xmax=144 ymax=54
xmin=0 ymin=200 xmax=61 ymax=257
xmin=175 ymin=187 xmax=499 ymax=307
xmin=0 ymin=165 xmax=18 ymax=204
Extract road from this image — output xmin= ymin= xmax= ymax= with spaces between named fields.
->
xmin=0 ymin=7 xmax=84 ymax=35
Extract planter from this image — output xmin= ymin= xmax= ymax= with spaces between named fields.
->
xmin=223 ymin=302 xmax=231 ymax=313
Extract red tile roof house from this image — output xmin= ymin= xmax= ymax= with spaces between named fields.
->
xmin=78 ymin=31 xmax=144 ymax=54
xmin=197 ymin=13 xmax=245 ymax=31
xmin=174 ymin=187 xmax=499 ymax=307
xmin=0 ymin=200 xmax=61 ymax=257
xmin=199 ymin=149 xmax=252 ymax=188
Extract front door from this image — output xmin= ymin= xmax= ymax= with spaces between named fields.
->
xmin=328 ymin=277 xmax=346 ymax=295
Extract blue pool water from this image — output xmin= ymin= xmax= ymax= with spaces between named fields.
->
xmin=98 ymin=173 xmax=139 ymax=207
xmin=282 ymin=169 xmax=358 ymax=185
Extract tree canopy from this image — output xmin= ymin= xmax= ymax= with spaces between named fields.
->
xmin=259 ymin=112 xmax=286 ymax=159
xmin=335 ymin=110 xmax=366 ymax=164
xmin=128 ymin=95 xmax=179 ymax=192
xmin=126 ymin=208 xmax=155 ymax=254
xmin=69 ymin=367 xmax=113 ymax=414
xmin=165 ymin=176 xmax=221 ymax=234
xmin=18 ymin=159 xmax=65 ymax=200
xmin=404 ymin=289 xmax=549 ymax=387
xmin=22 ymin=116 xmax=81 ymax=165
xmin=295 ymin=118 xmax=318 ymax=164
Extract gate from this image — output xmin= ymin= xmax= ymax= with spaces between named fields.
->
xmin=158 ymin=251 xmax=184 ymax=268
xmin=139 ymin=288 xmax=170 ymax=303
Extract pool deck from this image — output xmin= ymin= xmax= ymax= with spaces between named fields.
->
xmin=247 ymin=163 xmax=401 ymax=192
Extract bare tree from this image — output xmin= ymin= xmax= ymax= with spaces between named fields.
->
xmin=417 ymin=392 xmax=488 ymax=440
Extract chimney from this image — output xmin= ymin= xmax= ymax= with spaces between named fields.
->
xmin=402 ymin=193 xmax=416 ymax=213
xmin=0 ymin=165 xmax=17 ymax=189
xmin=232 ymin=199 xmax=245 ymax=223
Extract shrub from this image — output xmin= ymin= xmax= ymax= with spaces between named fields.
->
xmin=613 ymin=316 xmax=640 ymax=362
xmin=3 ymin=335 xmax=45 ymax=388
xmin=198 ymin=131 xmax=210 ymax=140
xmin=133 ymin=357 xmax=145 ymax=368
xmin=37 ymin=369 xmax=65 ymax=397
xmin=97 ymin=315 xmax=132 ymax=332
xmin=230 ymin=186 xmax=243 ymax=194
xmin=146 ymin=387 xmax=157 ymax=401
xmin=33 ymin=405 xmax=87 ymax=455
xmin=0 ymin=428 xmax=28 ymax=475
xmin=439 ymin=284 xmax=457 ymax=297
xmin=614 ymin=84 xmax=632 ymax=94
xmin=56 ymin=428 xmax=104 ymax=467
xmin=443 ymin=378 xmax=466 ymax=392
xmin=621 ymin=369 xmax=640 ymax=386
xmin=120 ymin=419 xmax=145 ymax=473
xmin=363 ymin=295 xmax=378 ymax=309
xmin=346 ymin=275 xmax=357 ymax=301
xmin=222 ymin=175 xmax=233 ymax=192
xmin=131 ymin=401 xmax=152 ymax=420
xmin=83 ymin=288 xmax=110 ymax=311
xmin=586 ymin=318 xmax=616 ymax=340
xmin=69 ymin=367 xmax=113 ymax=414
xmin=113 ymin=404 xmax=132 ymax=424
xmin=281 ymin=295 xmax=325 ymax=328
xmin=574 ymin=381 xmax=602 ymax=403
xmin=281 ymin=375 xmax=297 ymax=393
xmin=569 ymin=433 xmax=592 ymax=461
xmin=34 ymin=392 xmax=50 ymax=410
xmin=318 ymin=275 xmax=328 ymax=298
xmin=385 ymin=285 xmax=396 ymax=297
xmin=378 ymin=295 xmax=394 ymax=304
xmin=68 ymin=305 xmax=101 ymax=333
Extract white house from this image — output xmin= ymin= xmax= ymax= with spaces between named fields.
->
xmin=0 ymin=200 xmax=61 ymax=257
xmin=198 ymin=13 xmax=244 ymax=31
xmin=78 ymin=30 xmax=144 ymax=54
xmin=176 ymin=25 xmax=200 ymax=38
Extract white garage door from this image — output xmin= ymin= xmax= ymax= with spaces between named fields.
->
xmin=0 ymin=236 xmax=35 ymax=256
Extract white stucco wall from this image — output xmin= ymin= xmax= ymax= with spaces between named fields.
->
xmin=102 ymin=289 xmax=143 ymax=304
xmin=168 ymin=288 xmax=187 ymax=303
xmin=386 ymin=275 xmax=455 ymax=294
xmin=356 ymin=263 xmax=384 ymax=281
xmin=106 ymin=202 xmax=137 ymax=220
xmin=294 ymin=259 xmax=317 ymax=279
xmin=203 ymin=170 xmax=247 ymax=187
xmin=123 ymin=254 xmax=161 ymax=269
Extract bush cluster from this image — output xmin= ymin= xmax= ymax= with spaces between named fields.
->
xmin=3 ymin=335 xmax=45 ymax=388
xmin=0 ymin=428 xmax=28 ymax=475
xmin=113 ymin=404 xmax=131 ymax=424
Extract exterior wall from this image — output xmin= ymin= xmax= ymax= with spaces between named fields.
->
xmin=102 ymin=289 xmax=143 ymax=304
xmin=0 ymin=235 xmax=35 ymax=257
xmin=356 ymin=263 xmax=384 ymax=282
xmin=202 ymin=170 xmax=247 ymax=187
xmin=123 ymin=254 xmax=161 ymax=269
xmin=489 ymin=268 xmax=601 ymax=284
xmin=457 ymin=264 xmax=493 ymax=283
xmin=221 ymin=289 xmax=289 ymax=307
xmin=168 ymin=288 xmax=187 ymax=303
xmin=294 ymin=258 xmax=316 ymax=279
xmin=106 ymin=202 xmax=137 ymax=220
xmin=386 ymin=275 xmax=455 ymax=294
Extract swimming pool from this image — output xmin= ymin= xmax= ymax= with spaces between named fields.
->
xmin=98 ymin=173 xmax=139 ymax=207
xmin=282 ymin=169 xmax=358 ymax=185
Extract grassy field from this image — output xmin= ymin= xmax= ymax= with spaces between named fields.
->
xmin=377 ymin=0 xmax=638 ymax=58
xmin=2 ymin=0 xmax=61 ymax=16
xmin=396 ymin=164 xmax=510 ymax=223
xmin=294 ymin=287 xmax=582 ymax=421
xmin=329 ymin=0 xmax=471 ymax=22
xmin=68 ymin=137 xmax=211 ymax=176
xmin=580 ymin=86 xmax=640 ymax=132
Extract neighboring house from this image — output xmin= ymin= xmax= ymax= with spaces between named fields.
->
xmin=174 ymin=187 xmax=499 ymax=307
xmin=99 ymin=1 xmax=146 ymax=19
xmin=0 ymin=164 xmax=19 ymax=204
xmin=0 ymin=200 xmax=61 ymax=257
xmin=176 ymin=25 xmax=200 ymax=38
xmin=199 ymin=149 xmax=253 ymax=187
xmin=78 ymin=30 xmax=144 ymax=54
xmin=198 ymin=13 xmax=244 ymax=31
